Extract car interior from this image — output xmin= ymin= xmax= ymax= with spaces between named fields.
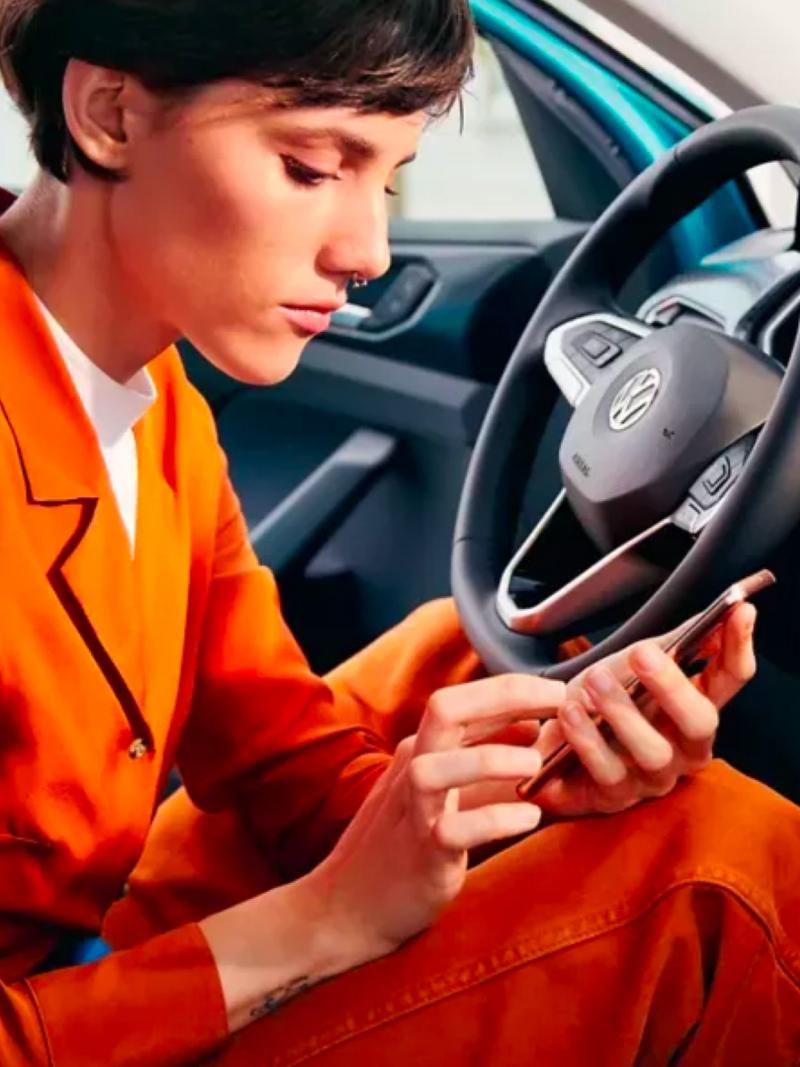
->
xmin=5 ymin=0 xmax=800 ymax=805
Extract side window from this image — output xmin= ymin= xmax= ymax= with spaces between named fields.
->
xmin=393 ymin=39 xmax=554 ymax=222
xmin=0 ymin=89 xmax=34 ymax=192
xmin=0 ymin=39 xmax=554 ymax=218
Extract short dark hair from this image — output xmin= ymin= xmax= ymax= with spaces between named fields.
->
xmin=0 ymin=0 xmax=475 ymax=182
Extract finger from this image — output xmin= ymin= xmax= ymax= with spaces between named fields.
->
xmin=458 ymin=779 xmax=521 ymax=810
xmin=536 ymin=771 xmax=641 ymax=819
xmin=628 ymin=643 xmax=718 ymax=765
xmin=702 ymin=603 xmax=757 ymax=708
xmin=434 ymin=803 xmax=542 ymax=852
xmin=556 ymin=702 xmax=630 ymax=790
xmin=722 ymin=603 xmax=757 ymax=675
xmin=583 ymin=666 xmax=675 ymax=776
xmin=481 ymin=721 xmax=541 ymax=748
xmin=351 ymin=736 xmax=417 ymax=832
xmin=534 ymin=718 xmax=567 ymax=760
xmin=569 ymin=620 xmax=693 ymax=690
xmin=410 ymin=745 xmax=542 ymax=794
xmin=417 ymin=675 xmax=566 ymax=755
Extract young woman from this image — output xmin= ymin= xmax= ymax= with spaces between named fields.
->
xmin=0 ymin=1 xmax=797 ymax=1065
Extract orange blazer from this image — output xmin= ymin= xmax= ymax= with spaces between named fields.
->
xmin=0 ymin=236 xmax=409 ymax=1066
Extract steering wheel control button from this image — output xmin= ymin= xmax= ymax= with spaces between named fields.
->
xmin=689 ymin=436 xmax=755 ymax=512
xmin=599 ymin=325 xmax=641 ymax=350
xmin=608 ymin=368 xmax=662 ymax=432
xmin=576 ymin=332 xmax=620 ymax=366
xmin=702 ymin=455 xmax=733 ymax=497
xmin=546 ymin=317 xmax=652 ymax=410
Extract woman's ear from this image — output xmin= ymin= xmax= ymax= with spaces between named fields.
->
xmin=62 ymin=59 xmax=133 ymax=176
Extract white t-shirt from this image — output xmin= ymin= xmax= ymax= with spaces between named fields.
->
xmin=35 ymin=297 xmax=157 ymax=550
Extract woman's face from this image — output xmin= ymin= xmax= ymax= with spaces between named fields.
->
xmin=108 ymin=82 xmax=426 ymax=384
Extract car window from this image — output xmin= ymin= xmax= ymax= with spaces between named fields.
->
xmin=393 ymin=39 xmax=555 ymax=222
xmin=0 ymin=89 xmax=34 ymax=193
xmin=0 ymin=42 xmax=551 ymax=222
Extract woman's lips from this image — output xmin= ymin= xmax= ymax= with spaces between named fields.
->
xmin=280 ymin=305 xmax=335 ymax=335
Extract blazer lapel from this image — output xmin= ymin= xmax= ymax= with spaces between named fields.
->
xmin=132 ymin=398 xmax=192 ymax=757
xmin=0 ymin=242 xmax=150 ymax=745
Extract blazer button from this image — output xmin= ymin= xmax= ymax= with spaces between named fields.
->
xmin=129 ymin=739 xmax=148 ymax=760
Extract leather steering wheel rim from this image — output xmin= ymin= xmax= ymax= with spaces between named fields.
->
xmin=452 ymin=104 xmax=800 ymax=679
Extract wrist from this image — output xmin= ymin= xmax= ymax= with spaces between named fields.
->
xmin=290 ymin=869 xmax=375 ymax=973
xmin=298 ymin=863 xmax=389 ymax=971
xmin=200 ymin=874 xmax=367 ymax=1034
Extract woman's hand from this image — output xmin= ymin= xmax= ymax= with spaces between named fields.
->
xmin=308 ymin=675 xmax=565 ymax=962
xmin=458 ymin=603 xmax=757 ymax=820
xmin=530 ymin=602 xmax=758 ymax=817
xmin=306 ymin=605 xmax=757 ymax=967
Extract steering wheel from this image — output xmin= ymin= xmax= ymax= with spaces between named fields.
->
xmin=453 ymin=104 xmax=800 ymax=680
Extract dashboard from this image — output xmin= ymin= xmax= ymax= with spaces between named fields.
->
xmin=637 ymin=227 xmax=800 ymax=366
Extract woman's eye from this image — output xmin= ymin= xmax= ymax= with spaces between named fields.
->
xmin=282 ymin=156 xmax=338 ymax=188
xmin=385 ymin=187 xmax=400 ymax=198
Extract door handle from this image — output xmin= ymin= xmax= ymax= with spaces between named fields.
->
xmin=329 ymin=264 xmax=436 ymax=335
xmin=330 ymin=303 xmax=374 ymax=330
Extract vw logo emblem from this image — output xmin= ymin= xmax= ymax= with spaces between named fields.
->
xmin=609 ymin=368 xmax=662 ymax=432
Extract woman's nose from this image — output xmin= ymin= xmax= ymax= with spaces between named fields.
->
xmin=321 ymin=197 xmax=392 ymax=284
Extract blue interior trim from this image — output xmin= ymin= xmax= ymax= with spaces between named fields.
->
xmin=471 ymin=0 xmax=756 ymax=267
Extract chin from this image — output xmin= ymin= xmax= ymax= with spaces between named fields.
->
xmin=201 ymin=333 xmax=308 ymax=386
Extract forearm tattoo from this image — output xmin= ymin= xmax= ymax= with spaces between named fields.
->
xmin=249 ymin=975 xmax=323 ymax=1020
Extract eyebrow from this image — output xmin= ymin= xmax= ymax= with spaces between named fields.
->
xmin=278 ymin=125 xmax=417 ymax=168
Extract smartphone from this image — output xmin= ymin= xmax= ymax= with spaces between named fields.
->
xmin=516 ymin=568 xmax=776 ymax=803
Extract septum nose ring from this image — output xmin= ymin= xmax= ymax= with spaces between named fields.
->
xmin=350 ymin=273 xmax=368 ymax=290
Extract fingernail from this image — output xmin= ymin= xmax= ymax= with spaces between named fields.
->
xmin=562 ymin=702 xmax=585 ymax=728
xmin=632 ymin=644 xmax=662 ymax=674
xmin=587 ymin=667 xmax=616 ymax=696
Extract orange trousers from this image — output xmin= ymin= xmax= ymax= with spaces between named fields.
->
xmin=106 ymin=602 xmax=800 ymax=1066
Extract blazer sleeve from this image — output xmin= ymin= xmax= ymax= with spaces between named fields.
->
xmin=5 ymin=924 xmax=228 ymax=1067
xmin=175 ymin=465 xmax=392 ymax=880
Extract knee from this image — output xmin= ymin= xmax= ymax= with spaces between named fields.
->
xmin=661 ymin=760 xmax=800 ymax=870
xmin=469 ymin=762 xmax=800 ymax=935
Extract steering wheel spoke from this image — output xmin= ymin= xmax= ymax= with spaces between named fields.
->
xmin=545 ymin=312 xmax=651 ymax=407
xmin=497 ymin=492 xmax=681 ymax=637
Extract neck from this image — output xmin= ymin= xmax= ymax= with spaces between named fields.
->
xmin=0 ymin=172 xmax=177 ymax=384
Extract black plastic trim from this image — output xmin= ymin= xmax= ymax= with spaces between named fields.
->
xmin=268 ymin=342 xmax=495 ymax=446
xmin=249 ymin=429 xmax=397 ymax=575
